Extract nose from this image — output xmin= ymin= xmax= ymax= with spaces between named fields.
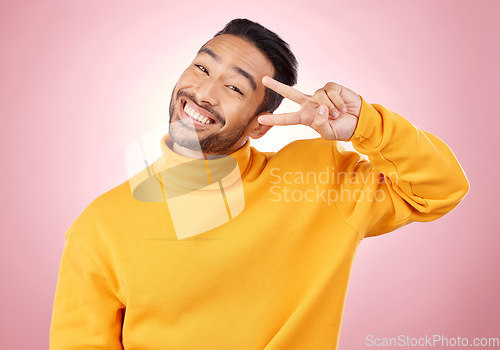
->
xmin=195 ymin=78 xmax=220 ymax=106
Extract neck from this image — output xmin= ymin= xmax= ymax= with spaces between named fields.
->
xmin=170 ymin=138 xmax=249 ymax=160
xmin=171 ymin=142 xmax=228 ymax=160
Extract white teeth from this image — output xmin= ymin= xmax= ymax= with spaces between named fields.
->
xmin=183 ymin=103 xmax=212 ymax=124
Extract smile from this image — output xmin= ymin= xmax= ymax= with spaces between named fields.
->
xmin=183 ymin=101 xmax=216 ymax=125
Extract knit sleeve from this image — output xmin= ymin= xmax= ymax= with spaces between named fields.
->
xmin=331 ymin=96 xmax=469 ymax=239
xmin=49 ymin=229 xmax=125 ymax=349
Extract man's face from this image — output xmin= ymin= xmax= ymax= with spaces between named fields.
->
xmin=168 ymin=34 xmax=275 ymax=155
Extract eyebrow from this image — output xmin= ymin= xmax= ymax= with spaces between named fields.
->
xmin=197 ymin=47 xmax=257 ymax=91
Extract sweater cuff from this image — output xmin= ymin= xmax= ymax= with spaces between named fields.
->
xmin=348 ymin=95 xmax=384 ymax=151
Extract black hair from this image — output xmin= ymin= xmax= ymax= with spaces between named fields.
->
xmin=214 ymin=18 xmax=298 ymax=115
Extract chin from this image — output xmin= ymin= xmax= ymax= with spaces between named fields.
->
xmin=169 ymin=123 xmax=202 ymax=150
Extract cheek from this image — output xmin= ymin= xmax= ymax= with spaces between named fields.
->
xmin=217 ymin=102 xmax=241 ymax=128
xmin=230 ymin=103 xmax=257 ymax=127
xmin=247 ymin=93 xmax=266 ymax=116
xmin=176 ymin=71 xmax=198 ymax=89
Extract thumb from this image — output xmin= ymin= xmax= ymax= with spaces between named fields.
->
xmin=313 ymin=105 xmax=333 ymax=139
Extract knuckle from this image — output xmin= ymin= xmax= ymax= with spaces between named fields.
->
xmin=312 ymin=95 xmax=323 ymax=105
xmin=324 ymin=82 xmax=337 ymax=90
xmin=313 ymin=89 xmax=325 ymax=100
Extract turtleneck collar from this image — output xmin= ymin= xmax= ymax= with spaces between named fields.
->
xmin=151 ymin=134 xmax=252 ymax=194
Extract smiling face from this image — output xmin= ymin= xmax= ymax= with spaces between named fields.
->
xmin=168 ymin=34 xmax=275 ymax=157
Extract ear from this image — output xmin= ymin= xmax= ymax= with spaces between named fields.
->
xmin=246 ymin=112 xmax=273 ymax=140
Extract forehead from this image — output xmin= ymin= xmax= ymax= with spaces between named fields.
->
xmin=197 ymin=34 xmax=274 ymax=80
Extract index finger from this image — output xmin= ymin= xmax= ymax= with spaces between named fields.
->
xmin=262 ymin=76 xmax=308 ymax=105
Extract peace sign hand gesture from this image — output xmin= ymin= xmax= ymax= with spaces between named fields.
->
xmin=257 ymin=76 xmax=362 ymax=141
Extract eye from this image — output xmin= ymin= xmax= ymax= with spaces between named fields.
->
xmin=195 ymin=64 xmax=208 ymax=74
xmin=228 ymin=85 xmax=243 ymax=95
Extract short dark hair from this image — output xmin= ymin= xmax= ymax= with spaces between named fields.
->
xmin=214 ymin=18 xmax=298 ymax=115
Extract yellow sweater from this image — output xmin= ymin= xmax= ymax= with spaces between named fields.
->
xmin=50 ymin=97 xmax=469 ymax=349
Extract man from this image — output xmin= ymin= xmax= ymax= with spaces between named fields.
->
xmin=50 ymin=18 xmax=469 ymax=349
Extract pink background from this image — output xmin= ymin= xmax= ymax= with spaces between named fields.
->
xmin=1 ymin=0 xmax=499 ymax=348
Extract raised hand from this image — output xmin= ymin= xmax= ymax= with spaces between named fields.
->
xmin=257 ymin=76 xmax=362 ymax=141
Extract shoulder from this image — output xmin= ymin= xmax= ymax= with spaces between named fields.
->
xmin=263 ymin=138 xmax=332 ymax=161
xmin=252 ymin=137 xmax=370 ymax=174
xmin=85 ymin=180 xmax=133 ymax=218
xmin=267 ymin=137 xmax=363 ymax=165
xmin=66 ymin=180 xmax=135 ymax=241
